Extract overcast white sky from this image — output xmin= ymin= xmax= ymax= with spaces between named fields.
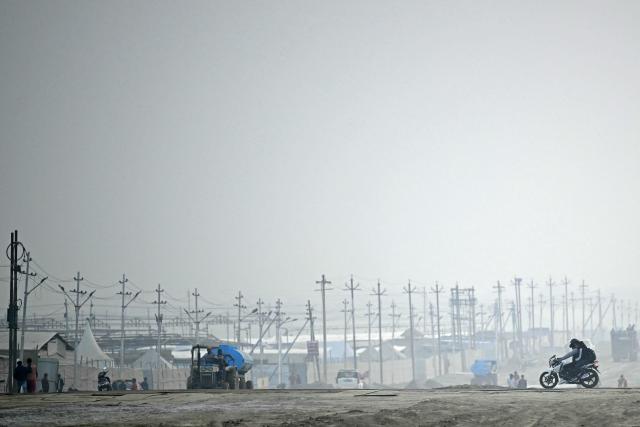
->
xmin=2 ymin=1 xmax=640 ymax=324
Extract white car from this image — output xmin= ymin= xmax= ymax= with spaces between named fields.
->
xmin=336 ymin=369 xmax=364 ymax=389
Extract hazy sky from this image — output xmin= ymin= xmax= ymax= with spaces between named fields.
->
xmin=2 ymin=1 xmax=640 ymax=323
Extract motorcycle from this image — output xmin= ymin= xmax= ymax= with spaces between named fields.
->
xmin=98 ymin=368 xmax=112 ymax=391
xmin=539 ymin=355 xmax=599 ymax=389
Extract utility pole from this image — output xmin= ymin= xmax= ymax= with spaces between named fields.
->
xmin=187 ymin=290 xmax=192 ymax=336
xmin=64 ymin=299 xmax=69 ymax=338
xmin=527 ymin=281 xmax=536 ymax=351
xmin=275 ymin=298 xmax=283 ymax=386
xmin=421 ymin=286 xmax=428 ymax=339
xmin=563 ymin=277 xmax=570 ymax=342
xmin=19 ymin=252 xmax=34 ymax=360
xmin=469 ymin=287 xmax=476 ymax=349
xmin=494 ymin=281 xmax=504 ymax=360
xmin=344 ymin=276 xmax=360 ymax=370
xmin=153 ymin=284 xmax=166 ymax=367
xmin=234 ymin=291 xmax=246 ymax=347
xmin=371 ymin=280 xmax=386 ymax=385
xmin=341 ymin=298 xmax=349 ymax=367
xmin=428 ymin=302 xmax=437 ymax=376
xmin=512 ymin=277 xmax=523 ymax=357
xmin=404 ymin=280 xmax=417 ymax=385
xmin=450 ymin=288 xmax=457 ymax=359
xmin=580 ymin=281 xmax=588 ymax=336
xmin=184 ymin=288 xmax=211 ymax=344
xmin=306 ymin=300 xmax=321 ymax=382
xmin=257 ymin=298 xmax=266 ymax=362
xmin=59 ymin=272 xmax=95 ymax=389
xmin=389 ymin=300 xmax=400 ymax=384
xmin=89 ymin=298 xmax=95 ymax=329
xmin=547 ymin=278 xmax=555 ymax=348
xmin=365 ymin=301 xmax=374 ymax=381
xmin=117 ymin=274 xmax=140 ymax=366
xmin=19 ymin=252 xmax=47 ymax=360
xmin=431 ymin=282 xmax=444 ymax=375
xmin=454 ymin=284 xmax=465 ymax=367
xmin=6 ymin=230 xmax=22 ymax=392
xmin=538 ymin=293 xmax=546 ymax=350
xmin=315 ymin=274 xmax=332 ymax=384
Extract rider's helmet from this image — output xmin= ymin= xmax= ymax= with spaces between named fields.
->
xmin=569 ymin=338 xmax=581 ymax=349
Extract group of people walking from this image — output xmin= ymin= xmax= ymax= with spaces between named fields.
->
xmin=12 ymin=358 xmax=64 ymax=393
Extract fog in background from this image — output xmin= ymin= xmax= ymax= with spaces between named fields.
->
xmin=2 ymin=1 xmax=640 ymax=319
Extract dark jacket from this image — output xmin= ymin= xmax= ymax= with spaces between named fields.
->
xmin=13 ymin=365 xmax=28 ymax=382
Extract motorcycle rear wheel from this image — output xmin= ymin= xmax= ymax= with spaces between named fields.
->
xmin=579 ymin=369 xmax=599 ymax=389
xmin=539 ymin=371 xmax=558 ymax=389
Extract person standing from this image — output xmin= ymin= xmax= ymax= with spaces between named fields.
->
xmin=618 ymin=374 xmax=628 ymax=388
xmin=13 ymin=360 xmax=28 ymax=393
xmin=41 ymin=373 xmax=50 ymax=393
xmin=140 ymin=377 xmax=148 ymax=391
xmin=517 ymin=374 xmax=527 ymax=389
xmin=56 ymin=374 xmax=65 ymax=393
xmin=131 ymin=378 xmax=138 ymax=391
xmin=26 ymin=358 xmax=38 ymax=393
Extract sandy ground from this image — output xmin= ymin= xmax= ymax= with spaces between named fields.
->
xmin=1 ymin=387 xmax=639 ymax=427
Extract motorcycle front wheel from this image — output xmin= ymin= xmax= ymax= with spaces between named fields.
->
xmin=579 ymin=369 xmax=599 ymax=389
xmin=539 ymin=371 xmax=559 ymax=389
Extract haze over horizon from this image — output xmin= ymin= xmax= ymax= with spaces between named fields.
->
xmin=2 ymin=1 xmax=640 ymax=318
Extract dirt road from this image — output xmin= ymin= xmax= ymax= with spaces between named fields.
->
xmin=1 ymin=388 xmax=638 ymax=426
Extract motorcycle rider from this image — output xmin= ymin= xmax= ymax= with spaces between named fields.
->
xmin=98 ymin=367 xmax=111 ymax=391
xmin=555 ymin=338 xmax=594 ymax=380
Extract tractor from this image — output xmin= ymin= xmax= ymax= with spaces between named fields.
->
xmin=470 ymin=359 xmax=498 ymax=386
xmin=186 ymin=344 xmax=254 ymax=390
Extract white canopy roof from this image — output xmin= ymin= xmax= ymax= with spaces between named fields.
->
xmin=76 ymin=324 xmax=112 ymax=363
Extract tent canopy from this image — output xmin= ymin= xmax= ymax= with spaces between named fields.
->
xmin=132 ymin=348 xmax=173 ymax=369
xmin=76 ymin=324 xmax=112 ymax=364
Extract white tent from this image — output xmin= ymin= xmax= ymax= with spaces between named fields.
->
xmin=76 ymin=324 xmax=113 ymax=366
xmin=132 ymin=348 xmax=173 ymax=369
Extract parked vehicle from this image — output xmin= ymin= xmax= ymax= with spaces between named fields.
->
xmin=470 ymin=360 xmax=498 ymax=386
xmin=97 ymin=368 xmax=111 ymax=391
xmin=539 ymin=355 xmax=599 ymax=389
xmin=611 ymin=326 xmax=638 ymax=362
xmin=336 ymin=369 xmax=364 ymax=389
